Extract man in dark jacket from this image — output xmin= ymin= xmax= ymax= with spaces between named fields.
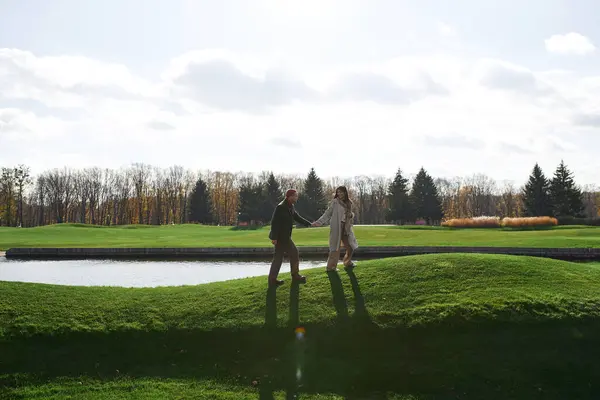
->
xmin=268 ymin=189 xmax=313 ymax=286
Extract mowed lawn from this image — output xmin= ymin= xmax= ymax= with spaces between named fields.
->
xmin=2 ymin=254 xmax=600 ymax=398
xmin=1 ymin=223 xmax=600 ymax=250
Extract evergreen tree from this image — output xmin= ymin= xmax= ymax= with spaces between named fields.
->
xmin=522 ymin=163 xmax=552 ymax=217
xmin=298 ymin=168 xmax=327 ymax=219
xmin=410 ymin=167 xmax=443 ymax=224
xmin=549 ymin=160 xmax=584 ymax=218
xmin=237 ymin=178 xmax=265 ymax=223
xmin=387 ymin=168 xmax=413 ymax=224
xmin=188 ymin=177 xmax=213 ymax=224
xmin=261 ymin=172 xmax=282 ymax=222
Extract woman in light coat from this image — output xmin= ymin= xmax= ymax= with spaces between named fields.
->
xmin=312 ymin=186 xmax=359 ymax=271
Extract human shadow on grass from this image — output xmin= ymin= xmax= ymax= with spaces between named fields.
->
xmin=265 ymin=286 xmax=278 ymax=329
xmin=2 ymin=321 xmax=600 ymax=399
xmin=4 ymin=277 xmax=600 ymax=400
xmin=346 ymin=267 xmax=368 ymax=320
xmin=261 ymin=282 xmax=302 ymax=399
xmin=327 ymin=270 xmax=349 ymax=322
xmin=327 ymin=266 xmax=373 ymax=328
xmin=263 ymin=281 xmax=302 ymax=329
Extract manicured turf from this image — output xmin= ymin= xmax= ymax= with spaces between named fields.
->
xmin=1 ymin=223 xmax=600 ymax=250
xmin=2 ymin=254 xmax=600 ymax=398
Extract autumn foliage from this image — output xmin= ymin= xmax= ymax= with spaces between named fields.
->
xmin=442 ymin=216 xmax=558 ymax=228
xmin=442 ymin=216 xmax=501 ymax=228
xmin=501 ymin=216 xmax=558 ymax=228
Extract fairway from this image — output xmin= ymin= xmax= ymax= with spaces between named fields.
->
xmin=2 ymin=223 xmax=600 ymax=250
xmin=2 ymin=254 xmax=600 ymax=398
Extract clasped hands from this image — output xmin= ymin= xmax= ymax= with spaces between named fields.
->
xmin=271 ymin=221 xmax=322 ymax=245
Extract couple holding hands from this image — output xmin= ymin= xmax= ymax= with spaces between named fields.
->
xmin=268 ymin=186 xmax=358 ymax=287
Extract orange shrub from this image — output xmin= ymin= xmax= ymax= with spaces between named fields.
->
xmin=501 ymin=216 xmax=558 ymax=228
xmin=441 ymin=216 xmax=558 ymax=228
xmin=441 ymin=216 xmax=501 ymax=228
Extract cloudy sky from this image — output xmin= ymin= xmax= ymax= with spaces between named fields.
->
xmin=1 ymin=0 xmax=600 ymax=186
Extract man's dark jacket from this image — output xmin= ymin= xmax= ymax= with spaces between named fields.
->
xmin=269 ymin=199 xmax=311 ymax=244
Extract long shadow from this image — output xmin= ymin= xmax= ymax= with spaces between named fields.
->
xmin=327 ymin=271 xmax=349 ymax=322
xmin=265 ymin=286 xmax=277 ymax=329
xmin=3 ymin=280 xmax=600 ymax=398
xmin=2 ymin=321 xmax=600 ymax=399
xmin=259 ymin=384 xmax=276 ymax=400
xmin=261 ymin=282 xmax=302 ymax=399
xmin=345 ymin=267 xmax=367 ymax=318
xmin=287 ymin=282 xmax=302 ymax=399
xmin=289 ymin=281 xmax=300 ymax=328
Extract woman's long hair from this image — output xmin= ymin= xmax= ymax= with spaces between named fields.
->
xmin=334 ymin=186 xmax=352 ymax=207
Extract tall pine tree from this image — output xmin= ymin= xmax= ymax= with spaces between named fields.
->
xmin=549 ymin=160 xmax=584 ymax=218
xmin=298 ymin=168 xmax=327 ymax=219
xmin=261 ymin=172 xmax=282 ymax=222
xmin=522 ymin=163 xmax=552 ymax=217
xmin=387 ymin=168 xmax=413 ymax=224
xmin=188 ymin=177 xmax=213 ymax=224
xmin=410 ymin=167 xmax=443 ymax=224
xmin=237 ymin=178 xmax=266 ymax=223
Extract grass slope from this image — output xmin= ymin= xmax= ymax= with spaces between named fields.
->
xmin=2 ymin=254 xmax=600 ymax=398
xmin=2 ymin=223 xmax=600 ymax=250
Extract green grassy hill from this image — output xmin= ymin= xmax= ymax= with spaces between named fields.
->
xmin=2 ymin=223 xmax=600 ymax=250
xmin=2 ymin=254 xmax=600 ymax=398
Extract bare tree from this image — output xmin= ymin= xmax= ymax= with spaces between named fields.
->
xmin=43 ymin=168 xmax=72 ymax=223
xmin=73 ymin=170 xmax=91 ymax=224
xmin=464 ymin=173 xmax=497 ymax=217
xmin=34 ymin=175 xmax=47 ymax=225
xmin=581 ymin=184 xmax=600 ymax=219
xmin=180 ymin=169 xmax=197 ymax=224
xmin=115 ymin=168 xmax=132 ymax=224
xmin=84 ymin=167 xmax=102 ymax=225
xmin=497 ymin=181 xmax=519 ymax=218
xmin=0 ymin=167 xmax=16 ymax=226
xmin=13 ymin=164 xmax=32 ymax=227
xmin=131 ymin=163 xmax=152 ymax=224
xmin=352 ymin=176 xmax=370 ymax=224
xmin=164 ymin=165 xmax=185 ymax=224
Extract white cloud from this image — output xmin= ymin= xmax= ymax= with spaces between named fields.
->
xmin=545 ymin=32 xmax=596 ymax=55
xmin=1 ymin=47 xmax=600 ymax=186
xmin=437 ymin=22 xmax=458 ymax=38
xmin=474 ymin=59 xmax=553 ymax=96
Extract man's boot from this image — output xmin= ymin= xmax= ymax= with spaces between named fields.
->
xmin=292 ymin=274 xmax=306 ymax=284
xmin=269 ymin=278 xmax=284 ymax=287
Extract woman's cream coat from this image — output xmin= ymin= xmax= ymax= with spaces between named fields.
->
xmin=316 ymin=199 xmax=359 ymax=252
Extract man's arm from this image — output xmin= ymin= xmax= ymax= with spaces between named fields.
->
xmin=293 ymin=208 xmax=312 ymax=227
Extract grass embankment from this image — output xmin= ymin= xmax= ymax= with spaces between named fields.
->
xmin=2 ymin=254 xmax=600 ymax=398
xmin=1 ymin=223 xmax=600 ymax=250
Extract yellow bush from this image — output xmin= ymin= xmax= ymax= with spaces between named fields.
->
xmin=442 ymin=216 xmax=501 ymax=228
xmin=501 ymin=216 xmax=557 ymax=228
xmin=441 ymin=216 xmax=558 ymax=228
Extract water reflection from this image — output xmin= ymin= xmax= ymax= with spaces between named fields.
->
xmin=0 ymin=258 xmax=323 ymax=287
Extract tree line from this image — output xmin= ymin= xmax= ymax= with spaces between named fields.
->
xmin=0 ymin=160 xmax=598 ymax=228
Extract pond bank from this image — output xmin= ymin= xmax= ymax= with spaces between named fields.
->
xmin=6 ymin=246 xmax=600 ymax=261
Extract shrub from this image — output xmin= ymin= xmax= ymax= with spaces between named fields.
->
xmin=501 ymin=216 xmax=557 ymax=228
xmin=442 ymin=216 xmax=501 ymax=228
xmin=442 ymin=216 xmax=559 ymax=229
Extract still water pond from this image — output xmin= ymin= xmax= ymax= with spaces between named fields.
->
xmin=0 ymin=257 xmax=324 ymax=287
